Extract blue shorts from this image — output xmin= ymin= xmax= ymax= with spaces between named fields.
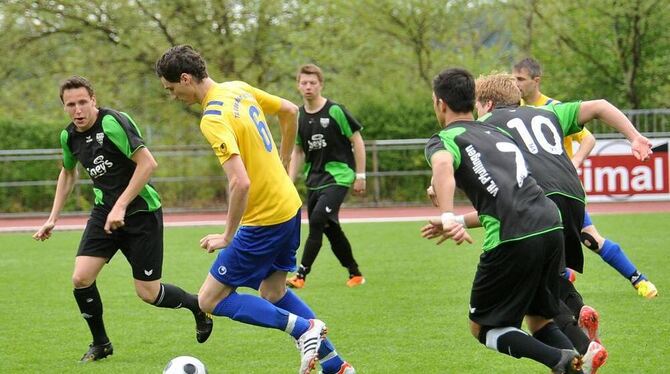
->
xmin=209 ymin=211 xmax=301 ymax=290
xmin=583 ymin=211 xmax=593 ymax=228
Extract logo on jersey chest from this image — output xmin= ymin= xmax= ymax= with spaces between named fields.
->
xmin=307 ymin=133 xmax=327 ymax=151
xmin=96 ymin=132 xmax=104 ymax=145
xmin=320 ymin=118 xmax=330 ymax=128
xmin=86 ymin=155 xmax=114 ymax=178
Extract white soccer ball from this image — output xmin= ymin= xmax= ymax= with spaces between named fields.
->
xmin=163 ymin=356 xmax=208 ymax=374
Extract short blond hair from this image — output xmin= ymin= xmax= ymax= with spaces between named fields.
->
xmin=475 ymin=73 xmax=521 ymax=107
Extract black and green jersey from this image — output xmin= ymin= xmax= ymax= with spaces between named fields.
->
xmin=60 ymin=108 xmax=161 ymax=216
xmin=478 ymin=103 xmax=585 ymax=203
xmin=296 ymin=100 xmax=362 ymax=189
xmin=425 ymin=120 xmax=562 ymax=251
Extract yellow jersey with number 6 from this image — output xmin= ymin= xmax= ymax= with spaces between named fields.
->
xmin=199 ymin=81 xmax=301 ymax=226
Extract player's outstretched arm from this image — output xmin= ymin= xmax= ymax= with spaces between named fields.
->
xmin=578 ymin=99 xmax=652 ymax=161
xmin=276 ymin=98 xmax=299 ymax=172
xmin=33 ymin=167 xmax=78 ymax=241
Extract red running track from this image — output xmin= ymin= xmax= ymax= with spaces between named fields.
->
xmin=2 ymin=201 xmax=669 ymax=233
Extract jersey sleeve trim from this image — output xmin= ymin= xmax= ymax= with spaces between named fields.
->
xmin=329 ymin=105 xmax=354 ymax=138
xmin=60 ymin=129 xmax=77 ymax=169
xmin=102 ymin=114 xmax=143 ymax=158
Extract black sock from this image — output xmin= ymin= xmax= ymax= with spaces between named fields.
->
xmin=558 ymin=277 xmax=584 ymax=318
xmin=324 ymin=224 xmax=361 ymax=276
xmin=152 ymin=283 xmax=200 ymax=314
xmin=73 ymin=282 xmax=109 ymax=345
xmin=554 ymin=302 xmax=590 ymax=354
xmin=295 ymin=265 xmax=309 ymax=279
xmin=532 ymin=322 xmax=574 ymax=350
xmin=483 ymin=327 xmax=563 ymax=368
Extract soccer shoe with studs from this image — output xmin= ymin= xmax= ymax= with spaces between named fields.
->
xmin=297 ymin=319 xmax=328 ymax=374
xmin=551 ymin=349 xmax=583 ymax=374
xmin=194 ymin=311 xmax=214 ymax=343
xmin=346 ymin=276 xmax=365 ymax=288
xmin=634 ymin=279 xmax=658 ymax=299
xmin=582 ymin=341 xmax=608 ymax=374
xmin=319 ymin=362 xmax=356 ymax=374
xmin=79 ymin=341 xmax=113 ymax=363
xmin=287 ymin=275 xmax=306 ymax=289
xmin=578 ymin=305 xmax=600 ymax=342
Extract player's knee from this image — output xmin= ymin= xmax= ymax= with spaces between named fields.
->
xmin=197 ymin=294 xmax=216 ymax=314
xmin=71 ymin=274 xmax=94 ymax=289
xmin=135 ymin=285 xmax=158 ymax=304
xmin=471 ymin=321 xmax=485 ymax=342
xmin=580 ymin=231 xmax=600 ymax=251
xmin=309 ymin=210 xmax=330 ymax=229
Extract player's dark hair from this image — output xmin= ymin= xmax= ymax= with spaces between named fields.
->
xmin=59 ymin=75 xmax=94 ymax=103
xmin=432 ymin=68 xmax=475 ymax=113
xmin=513 ymin=57 xmax=542 ymax=78
xmin=155 ymin=45 xmax=209 ymax=83
xmin=297 ymin=64 xmax=324 ymax=84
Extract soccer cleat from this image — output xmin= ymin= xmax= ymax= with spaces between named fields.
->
xmin=297 ymin=319 xmax=328 ymax=374
xmin=582 ymin=341 xmax=608 ymax=374
xmin=79 ymin=342 xmax=113 ymax=363
xmin=634 ymin=280 xmax=658 ymax=299
xmin=287 ymin=275 xmax=306 ymax=289
xmin=194 ymin=311 xmax=214 ymax=343
xmin=346 ymin=275 xmax=365 ymax=288
xmin=578 ymin=305 xmax=600 ymax=342
xmin=551 ymin=349 xmax=583 ymax=374
xmin=319 ymin=362 xmax=356 ymax=374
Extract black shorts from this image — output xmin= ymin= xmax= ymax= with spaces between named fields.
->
xmin=307 ymin=185 xmax=349 ymax=224
xmin=469 ymin=229 xmax=564 ymax=328
xmin=77 ymin=208 xmax=164 ymax=281
xmin=547 ymin=194 xmax=585 ymax=273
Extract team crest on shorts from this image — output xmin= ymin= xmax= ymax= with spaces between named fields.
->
xmin=218 ymin=265 xmax=227 ymax=275
xmin=96 ymin=132 xmax=104 ymax=145
xmin=219 ymin=142 xmax=228 ymax=155
xmin=320 ymin=118 xmax=330 ymax=128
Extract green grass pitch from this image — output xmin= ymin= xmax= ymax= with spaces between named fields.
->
xmin=1 ymin=212 xmax=668 ymax=373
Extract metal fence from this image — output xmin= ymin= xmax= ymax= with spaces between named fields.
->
xmin=2 ymin=108 xmax=669 ymax=214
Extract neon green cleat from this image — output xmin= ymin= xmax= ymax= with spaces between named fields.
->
xmin=635 ymin=280 xmax=658 ymax=299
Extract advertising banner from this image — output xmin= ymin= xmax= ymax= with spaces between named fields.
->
xmin=574 ymin=139 xmax=669 ymax=202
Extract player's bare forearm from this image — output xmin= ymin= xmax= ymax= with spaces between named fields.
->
xmin=579 ymin=100 xmax=652 ymax=161
xmin=571 ymin=133 xmax=596 ymax=168
xmin=277 ymin=99 xmax=299 ymax=171
xmin=220 ymin=155 xmax=250 ymax=246
xmin=114 ymin=148 xmax=157 ymax=211
xmin=288 ymin=146 xmax=305 ymax=182
xmin=579 ymin=100 xmax=641 ymax=141
xmin=34 ymin=167 xmax=77 ymax=240
xmin=351 ymin=132 xmax=366 ymax=174
xmin=430 ymin=153 xmax=456 ymax=213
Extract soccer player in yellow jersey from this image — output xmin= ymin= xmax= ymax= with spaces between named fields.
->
xmin=155 ymin=45 xmax=355 ymax=374
xmin=514 ymin=58 xmax=658 ymax=301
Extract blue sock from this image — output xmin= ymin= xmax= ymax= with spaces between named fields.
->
xmin=275 ymin=290 xmax=343 ymax=370
xmin=213 ymin=291 xmax=310 ymax=337
xmin=599 ymin=239 xmax=644 ymax=284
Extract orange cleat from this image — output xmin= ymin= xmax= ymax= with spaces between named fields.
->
xmin=578 ymin=305 xmax=600 ymax=342
xmin=287 ymin=275 xmax=306 ymax=289
xmin=346 ymin=275 xmax=365 ymax=288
